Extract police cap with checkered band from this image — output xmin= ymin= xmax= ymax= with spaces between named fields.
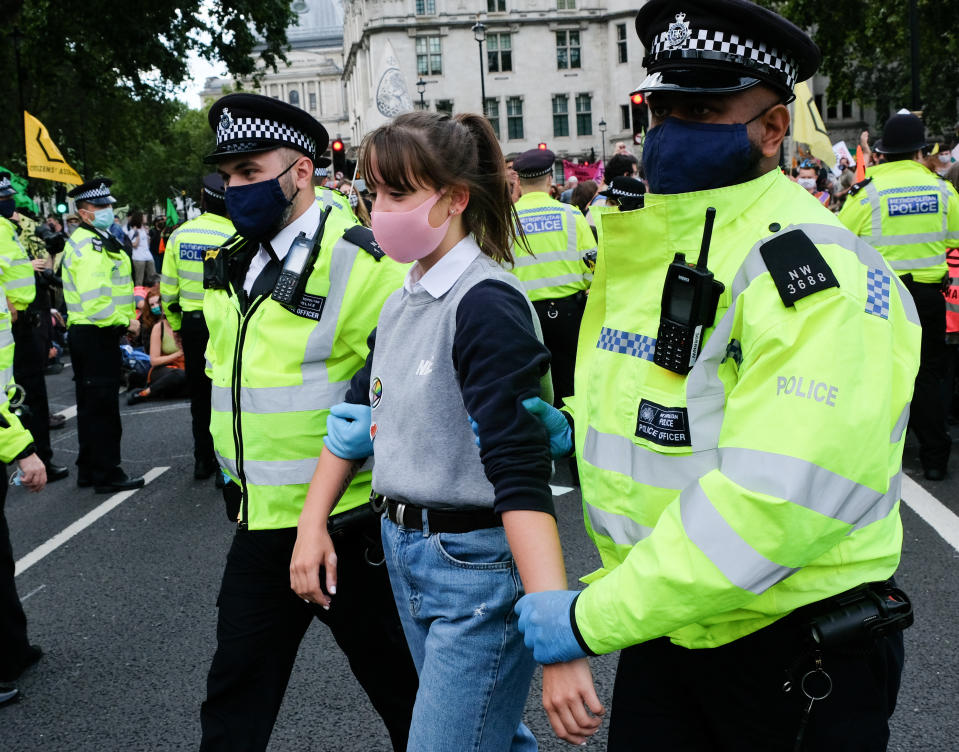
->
xmin=67 ymin=177 xmax=117 ymax=206
xmin=205 ymin=93 xmax=329 ymax=164
xmin=634 ymin=0 xmax=820 ymax=98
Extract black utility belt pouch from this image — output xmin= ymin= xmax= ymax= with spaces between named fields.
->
xmin=203 ymin=247 xmax=229 ymax=290
xmin=327 ymin=502 xmax=381 ymax=537
xmin=804 ymin=581 xmax=913 ymax=650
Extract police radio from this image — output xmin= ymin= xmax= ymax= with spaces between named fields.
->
xmin=653 ymin=207 xmax=725 ymax=375
xmin=271 ymin=206 xmax=331 ymax=307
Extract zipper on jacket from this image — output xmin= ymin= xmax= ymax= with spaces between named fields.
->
xmin=232 ymin=293 xmax=267 ymax=528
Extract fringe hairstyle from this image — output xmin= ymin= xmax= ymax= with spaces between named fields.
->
xmin=359 ymin=111 xmax=527 ymax=264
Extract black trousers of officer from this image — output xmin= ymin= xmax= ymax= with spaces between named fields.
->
xmin=0 ymin=463 xmax=32 ymax=679
xmin=13 ymin=310 xmax=52 ymax=464
xmin=180 ymin=311 xmax=215 ymax=465
xmin=607 ymin=610 xmax=904 ymax=751
xmin=903 ymin=279 xmax=951 ymax=472
xmin=199 ymin=517 xmax=418 ymax=752
xmin=69 ymin=325 xmax=123 ymax=482
xmin=532 ymin=290 xmax=587 ymax=408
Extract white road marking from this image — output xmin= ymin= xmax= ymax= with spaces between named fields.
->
xmin=125 ymin=402 xmax=191 ymax=416
xmin=58 ymin=404 xmax=77 ymax=421
xmin=14 ymin=466 xmax=170 ymax=576
xmin=550 ymin=484 xmax=574 ymax=496
xmin=902 ymin=475 xmax=959 ymax=554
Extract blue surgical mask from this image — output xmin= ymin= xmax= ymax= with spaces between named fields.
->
xmin=92 ymin=207 xmax=115 ymax=229
xmin=150 ymin=305 xmax=161 ymax=315
xmin=642 ymin=117 xmax=760 ymax=194
xmin=0 ymin=198 xmax=15 ymax=219
xmin=224 ymin=160 xmax=299 ymax=241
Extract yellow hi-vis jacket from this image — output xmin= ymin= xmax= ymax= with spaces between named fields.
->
xmin=61 ymin=225 xmax=135 ymax=329
xmin=838 ymin=159 xmax=959 ymax=284
xmin=511 ymin=191 xmax=594 ymax=301
xmin=314 ymin=186 xmax=359 ymax=225
xmin=0 ymin=226 xmax=35 ymax=460
xmin=568 ymin=168 xmax=921 ymax=652
xmin=160 ymin=211 xmax=235 ymax=330
xmin=0 ymin=217 xmax=37 ymax=313
xmin=204 ymin=209 xmax=406 ymax=530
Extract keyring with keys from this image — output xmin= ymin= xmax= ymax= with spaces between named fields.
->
xmin=547 ymin=303 xmax=559 ymax=319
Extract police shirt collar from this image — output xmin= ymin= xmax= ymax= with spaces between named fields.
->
xmin=404 ymin=235 xmax=482 ymax=298
xmin=268 ymin=200 xmax=321 ymax=263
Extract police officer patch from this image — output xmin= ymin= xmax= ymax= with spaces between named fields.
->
xmin=92 ymin=238 xmax=103 ymax=252
xmin=520 ymin=213 xmax=564 ymax=235
xmin=180 ymin=243 xmax=206 ymax=262
xmin=887 ymin=194 xmax=939 ymax=217
xmin=759 ymin=229 xmax=839 ymax=307
xmin=635 ymin=399 xmax=691 ymax=447
xmin=292 ymin=293 xmax=326 ymax=321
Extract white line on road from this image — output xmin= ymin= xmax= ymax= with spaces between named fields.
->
xmin=126 ymin=402 xmax=191 ymax=416
xmin=14 ymin=466 xmax=170 ymax=577
xmin=901 ymin=475 xmax=959 ymax=554
xmin=58 ymin=404 xmax=77 ymax=421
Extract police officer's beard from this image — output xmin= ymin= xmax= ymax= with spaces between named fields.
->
xmin=740 ymin=137 xmax=770 ymax=183
xmin=270 ymin=170 xmax=300 ymax=237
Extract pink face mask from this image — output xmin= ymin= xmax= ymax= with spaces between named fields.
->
xmin=371 ymin=191 xmax=451 ymax=263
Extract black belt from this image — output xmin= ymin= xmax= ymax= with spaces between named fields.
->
xmin=183 ymin=310 xmax=205 ymax=319
xmin=385 ymin=497 xmax=501 ymax=534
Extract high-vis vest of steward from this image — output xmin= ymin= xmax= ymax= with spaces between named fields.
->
xmin=946 ymin=247 xmax=959 ymax=335
xmin=204 ymin=209 xmax=406 ymax=530
xmin=0 ymin=217 xmax=36 ymax=313
xmin=161 ymin=211 xmax=235 ymax=330
xmin=511 ymin=191 xmax=594 ymax=302
xmin=61 ymin=225 xmax=136 ymax=329
xmin=838 ymin=159 xmax=959 ymax=284
xmin=567 ymin=168 xmax=921 ymax=653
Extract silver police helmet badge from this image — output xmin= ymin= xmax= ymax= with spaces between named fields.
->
xmin=665 ymin=12 xmax=692 ymax=49
xmin=640 ymin=404 xmax=655 ymax=423
xmin=218 ymin=108 xmax=234 ymax=141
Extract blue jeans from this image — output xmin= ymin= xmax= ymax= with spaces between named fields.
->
xmin=381 ymin=514 xmax=538 ymax=752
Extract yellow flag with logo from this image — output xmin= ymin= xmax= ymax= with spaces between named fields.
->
xmin=792 ymin=81 xmax=834 ymax=166
xmin=24 ymin=111 xmax=82 ymax=185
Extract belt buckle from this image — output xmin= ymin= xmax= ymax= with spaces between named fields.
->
xmin=395 ymin=502 xmax=407 ymax=527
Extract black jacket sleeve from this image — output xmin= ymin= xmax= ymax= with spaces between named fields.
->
xmin=453 ymin=280 xmax=554 ymax=516
xmin=344 ymin=327 xmax=376 ymax=406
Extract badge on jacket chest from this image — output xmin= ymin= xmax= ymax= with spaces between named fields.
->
xmin=759 ymin=229 xmax=839 ymax=307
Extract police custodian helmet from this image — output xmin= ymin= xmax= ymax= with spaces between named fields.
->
xmin=634 ymin=0 xmax=821 ymax=97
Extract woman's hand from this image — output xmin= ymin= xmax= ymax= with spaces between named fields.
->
xmin=290 ymin=522 xmax=338 ymax=609
xmin=542 ymin=659 xmax=605 ymax=745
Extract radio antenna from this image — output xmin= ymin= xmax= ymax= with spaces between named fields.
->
xmin=696 ymin=207 xmax=717 ymax=271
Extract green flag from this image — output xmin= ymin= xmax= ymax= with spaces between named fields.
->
xmin=0 ymin=165 xmax=39 ymax=213
xmin=166 ymin=197 xmax=180 ymax=225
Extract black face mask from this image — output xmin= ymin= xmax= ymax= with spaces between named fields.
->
xmin=224 ymin=160 xmax=300 ymax=241
xmin=0 ymin=198 xmax=15 ymax=219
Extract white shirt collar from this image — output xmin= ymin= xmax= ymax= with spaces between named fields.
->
xmin=269 ymin=200 xmax=322 ymax=260
xmin=403 ymin=235 xmax=482 ymax=298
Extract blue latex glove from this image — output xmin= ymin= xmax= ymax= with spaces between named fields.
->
xmin=324 ymin=402 xmax=374 ymax=459
xmin=521 ymin=397 xmax=573 ymax=459
xmin=515 ymin=590 xmax=587 ymax=664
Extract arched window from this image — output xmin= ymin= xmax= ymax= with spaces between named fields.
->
xmin=289 ymin=90 xmax=300 ymax=107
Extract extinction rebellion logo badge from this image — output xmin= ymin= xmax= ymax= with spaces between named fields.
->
xmin=665 ymin=12 xmax=692 ymax=49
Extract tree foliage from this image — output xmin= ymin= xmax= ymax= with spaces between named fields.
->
xmin=0 ymin=0 xmax=295 ymax=202
xmin=759 ymin=0 xmax=959 ymax=135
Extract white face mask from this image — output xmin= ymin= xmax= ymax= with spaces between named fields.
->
xmin=798 ymin=177 xmax=817 ymax=191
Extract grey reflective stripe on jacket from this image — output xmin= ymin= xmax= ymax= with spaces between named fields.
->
xmin=210 ymin=236 xmax=361 ymax=417
xmin=582 ymin=222 xmax=915 ymax=563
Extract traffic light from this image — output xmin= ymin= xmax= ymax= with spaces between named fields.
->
xmin=630 ymin=92 xmax=648 ymax=144
xmin=331 ymin=138 xmax=346 ymax=175
xmin=537 ymin=142 xmax=548 ymax=150
xmin=54 ymin=185 xmax=67 ymax=214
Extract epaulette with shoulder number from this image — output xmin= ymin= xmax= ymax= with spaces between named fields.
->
xmin=759 ymin=228 xmax=839 ymax=307
xmin=342 ymin=225 xmax=385 ymax=261
xmin=848 ymin=177 xmax=872 ymax=196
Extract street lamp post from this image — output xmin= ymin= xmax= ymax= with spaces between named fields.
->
xmin=416 ymin=78 xmax=427 ymax=110
xmin=598 ymin=118 xmax=607 ymax=166
xmin=472 ymin=22 xmax=487 ymax=117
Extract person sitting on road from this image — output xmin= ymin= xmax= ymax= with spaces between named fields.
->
xmin=127 ymin=298 xmax=186 ymax=405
